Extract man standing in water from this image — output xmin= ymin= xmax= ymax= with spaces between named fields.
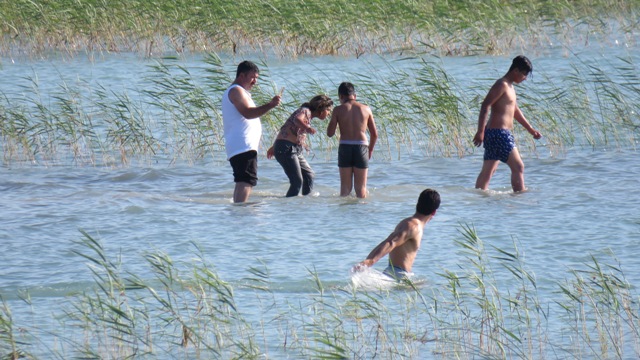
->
xmin=326 ymin=82 xmax=378 ymax=198
xmin=473 ymin=55 xmax=542 ymax=192
xmin=353 ymin=189 xmax=440 ymax=280
xmin=222 ymin=61 xmax=281 ymax=203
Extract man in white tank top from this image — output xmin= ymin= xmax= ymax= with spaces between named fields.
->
xmin=222 ymin=61 xmax=281 ymax=203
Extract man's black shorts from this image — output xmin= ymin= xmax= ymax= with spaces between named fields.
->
xmin=229 ymin=150 xmax=258 ymax=186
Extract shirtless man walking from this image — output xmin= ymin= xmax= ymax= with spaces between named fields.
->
xmin=473 ymin=55 xmax=542 ymax=192
xmin=327 ymin=82 xmax=378 ymax=198
xmin=354 ymin=189 xmax=440 ymax=280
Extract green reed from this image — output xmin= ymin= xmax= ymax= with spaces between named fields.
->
xmin=1 ymin=226 xmax=639 ymax=358
xmin=1 ymin=53 xmax=639 ymax=165
xmin=0 ymin=295 xmax=29 ymax=360
xmin=1 ymin=0 xmax=637 ymax=57
xmin=59 ymin=231 xmax=263 ymax=358
xmin=556 ymin=253 xmax=639 ymax=358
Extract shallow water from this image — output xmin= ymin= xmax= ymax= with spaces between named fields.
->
xmin=1 ymin=47 xmax=640 ymax=357
xmin=2 ymin=146 xmax=638 ymax=292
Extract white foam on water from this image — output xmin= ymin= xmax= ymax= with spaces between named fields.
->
xmin=349 ymin=266 xmax=397 ymax=291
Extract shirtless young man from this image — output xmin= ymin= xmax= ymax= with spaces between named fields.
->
xmin=473 ymin=55 xmax=542 ymax=192
xmin=326 ymin=82 xmax=378 ymax=198
xmin=354 ymin=189 xmax=440 ymax=280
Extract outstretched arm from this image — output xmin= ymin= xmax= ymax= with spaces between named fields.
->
xmin=359 ymin=220 xmax=413 ymax=267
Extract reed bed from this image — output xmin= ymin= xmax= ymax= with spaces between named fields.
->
xmin=1 ymin=225 xmax=638 ymax=359
xmin=1 ymin=1 xmax=638 ymax=165
xmin=1 ymin=0 xmax=637 ymax=58
xmin=1 ymin=53 xmax=638 ymax=166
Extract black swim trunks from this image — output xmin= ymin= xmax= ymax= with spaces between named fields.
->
xmin=338 ymin=144 xmax=369 ymax=169
xmin=229 ymin=150 xmax=258 ymax=186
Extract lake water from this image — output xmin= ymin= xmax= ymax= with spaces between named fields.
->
xmin=1 ymin=44 xmax=639 ymax=358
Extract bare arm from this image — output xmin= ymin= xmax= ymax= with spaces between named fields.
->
xmin=229 ymin=86 xmax=281 ymax=119
xmin=326 ymin=111 xmax=338 ymax=137
xmin=514 ymin=105 xmax=542 ymax=139
xmin=367 ymin=112 xmax=378 ymax=159
xmin=473 ymin=81 xmax=507 ymax=146
xmin=360 ymin=220 xmax=414 ymax=267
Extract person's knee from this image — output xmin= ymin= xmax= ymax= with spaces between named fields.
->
xmin=306 ymin=170 xmax=315 ymax=181
xmin=290 ymin=176 xmax=303 ymax=189
xmin=511 ymin=161 xmax=524 ymax=174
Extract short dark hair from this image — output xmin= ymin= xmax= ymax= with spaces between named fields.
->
xmin=509 ymin=55 xmax=532 ymax=76
xmin=236 ymin=60 xmax=259 ymax=78
xmin=416 ymin=189 xmax=440 ymax=216
xmin=338 ymin=82 xmax=356 ymax=97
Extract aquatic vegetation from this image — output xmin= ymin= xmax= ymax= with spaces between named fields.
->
xmin=1 ymin=225 xmax=638 ymax=358
xmin=1 ymin=53 xmax=638 ymax=166
xmin=1 ymin=1 xmax=638 ymax=165
xmin=1 ymin=0 xmax=638 ymax=57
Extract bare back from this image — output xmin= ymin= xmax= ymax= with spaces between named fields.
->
xmin=387 ymin=217 xmax=424 ymax=272
xmin=361 ymin=214 xmax=428 ymax=272
xmin=328 ymin=100 xmax=374 ymax=142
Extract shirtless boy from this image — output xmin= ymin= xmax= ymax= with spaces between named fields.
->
xmin=354 ymin=189 xmax=440 ymax=280
xmin=473 ymin=55 xmax=542 ymax=192
xmin=326 ymin=82 xmax=378 ymax=198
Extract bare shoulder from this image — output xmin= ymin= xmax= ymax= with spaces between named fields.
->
xmin=228 ymin=85 xmax=246 ymax=102
xmin=335 ymin=102 xmax=348 ymax=110
xmin=492 ymin=77 xmax=511 ymax=92
xmin=228 ymin=85 xmax=243 ymax=95
xmin=356 ymin=101 xmax=372 ymax=111
xmin=397 ymin=216 xmax=424 ymax=233
xmin=484 ymin=77 xmax=511 ymax=102
xmin=492 ymin=77 xmax=510 ymax=90
xmin=332 ymin=103 xmax=347 ymax=115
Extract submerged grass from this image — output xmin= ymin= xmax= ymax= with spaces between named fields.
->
xmin=1 ymin=226 xmax=639 ymax=359
xmin=1 ymin=53 xmax=638 ymax=166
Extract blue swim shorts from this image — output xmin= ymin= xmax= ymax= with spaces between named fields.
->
xmin=383 ymin=264 xmax=413 ymax=281
xmin=483 ymin=128 xmax=516 ymax=163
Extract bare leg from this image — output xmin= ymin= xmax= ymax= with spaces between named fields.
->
xmin=233 ymin=182 xmax=253 ymax=203
xmin=475 ymin=160 xmax=499 ymax=190
xmin=353 ymin=167 xmax=368 ymax=198
xmin=506 ymin=148 xmax=526 ymax=192
xmin=339 ymin=167 xmax=353 ymax=197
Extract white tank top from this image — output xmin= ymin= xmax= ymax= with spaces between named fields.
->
xmin=222 ymin=84 xmax=262 ymax=160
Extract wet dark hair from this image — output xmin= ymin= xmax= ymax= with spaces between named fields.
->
xmin=302 ymin=95 xmax=334 ymax=113
xmin=416 ymin=189 xmax=440 ymax=216
xmin=338 ymin=82 xmax=356 ymax=97
xmin=236 ymin=60 xmax=260 ymax=78
xmin=509 ymin=55 xmax=533 ymax=76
